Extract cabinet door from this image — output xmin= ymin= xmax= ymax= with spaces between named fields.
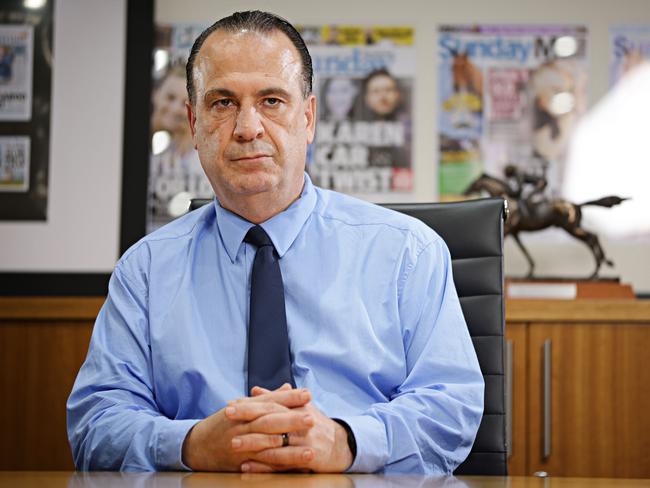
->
xmin=505 ymin=322 xmax=527 ymax=476
xmin=527 ymin=323 xmax=650 ymax=478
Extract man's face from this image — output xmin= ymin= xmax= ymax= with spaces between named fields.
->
xmin=152 ymin=74 xmax=188 ymax=134
xmin=187 ymin=30 xmax=316 ymax=204
xmin=365 ymin=74 xmax=400 ymax=116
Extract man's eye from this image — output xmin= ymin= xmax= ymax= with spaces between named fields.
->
xmin=264 ymin=98 xmax=282 ymax=107
xmin=213 ymin=99 xmax=233 ymax=108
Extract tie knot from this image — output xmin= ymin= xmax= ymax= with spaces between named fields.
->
xmin=244 ymin=225 xmax=274 ymax=248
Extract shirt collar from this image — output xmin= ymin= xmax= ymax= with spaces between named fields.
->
xmin=213 ymin=173 xmax=317 ymax=262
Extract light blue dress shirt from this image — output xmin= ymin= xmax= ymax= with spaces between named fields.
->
xmin=67 ymin=174 xmax=484 ymax=474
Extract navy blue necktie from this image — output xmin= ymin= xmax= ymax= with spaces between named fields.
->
xmin=245 ymin=225 xmax=295 ymax=392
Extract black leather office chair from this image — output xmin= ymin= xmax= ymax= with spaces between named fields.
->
xmin=189 ymin=197 xmax=508 ymax=475
xmin=384 ymin=198 xmax=507 ymax=475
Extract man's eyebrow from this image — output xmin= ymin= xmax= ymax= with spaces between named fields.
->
xmin=203 ymin=88 xmax=236 ymax=101
xmin=257 ymin=87 xmax=293 ymax=100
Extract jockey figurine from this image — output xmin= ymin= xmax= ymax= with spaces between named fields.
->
xmin=503 ymin=163 xmax=549 ymax=221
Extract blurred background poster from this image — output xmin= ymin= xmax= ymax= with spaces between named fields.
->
xmin=438 ymin=25 xmax=588 ymax=201
xmin=0 ymin=24 xmax=33 ymax=122
xmin=0 ymin=25 xmax=32 ymax=192
xmin=0 ymin=2 xmax=52 ymax=221
xmin=610 ymin=24 xmax=650 ymax=84
xmin=301 ymin=25 xmax=415 ymax=196
xmin=148 ymin=23 xmax=212 ymax=233
xmin=0 ymin=136 xmax=30 ymax=192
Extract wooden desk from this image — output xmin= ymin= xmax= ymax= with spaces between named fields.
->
xmin=0 ymin=472 xmax=649 ymax=488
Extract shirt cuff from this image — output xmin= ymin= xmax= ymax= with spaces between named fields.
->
xmin=155 ymin=418 xmax=201 ymax=470
xmin=335 ymin=414 xmax=388 ymax=473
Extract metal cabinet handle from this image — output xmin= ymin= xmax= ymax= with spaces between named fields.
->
xmin=506 ymin=340 xmax=513 ymax=458
xmin=543 ymin=339 xmax=552 ymax=459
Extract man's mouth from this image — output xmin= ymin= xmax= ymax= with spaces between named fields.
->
xmin=233 ymin=154 xmax=271 ymax=162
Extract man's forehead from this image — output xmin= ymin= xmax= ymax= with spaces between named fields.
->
xmin=194 ymin=29 xmax=302 ymax=82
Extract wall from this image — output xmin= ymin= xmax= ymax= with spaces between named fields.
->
xmin=1 ymin=0 xmax=648 ymax=292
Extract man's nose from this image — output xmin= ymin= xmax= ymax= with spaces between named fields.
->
xmin=233 ymin=106 xmax=264 ymax=141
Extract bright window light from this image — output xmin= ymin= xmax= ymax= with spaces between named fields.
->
xmin=563 ymin=62 xmax=650 ymax=238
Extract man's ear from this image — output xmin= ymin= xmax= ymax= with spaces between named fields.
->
xmin=186 ymin=101 xmax=198 ymax=149
xmin=305 ymin=94 xmax=317 ymax=145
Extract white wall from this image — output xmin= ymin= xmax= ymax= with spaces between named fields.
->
xmin=0 ymin=0 xmax=126 ymax=272
xmin=2 ymin=0 xmax=649 ymax=292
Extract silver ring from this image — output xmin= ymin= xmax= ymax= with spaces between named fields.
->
xmin=281 ymin=433 xmax=289 ymax=447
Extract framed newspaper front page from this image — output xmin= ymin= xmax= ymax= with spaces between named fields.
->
xmin=0 ymin=0 xmax=152 ymax=295
xmin=0 ymin=1 xmax=53 ymax=220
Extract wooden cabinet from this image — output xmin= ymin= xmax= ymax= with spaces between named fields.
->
xmin=0 ymin=297 xmax=100 ymax=470
xmin=506 ymin=300 xmax=650 ymax=478
xmin=1 ymin=297 xmax=649 ymax=475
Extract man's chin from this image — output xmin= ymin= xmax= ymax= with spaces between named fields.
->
xmin=226 ymin=173 xmax=280 ymax=196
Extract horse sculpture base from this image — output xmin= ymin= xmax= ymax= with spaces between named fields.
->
xmin=506 ymin=278 xmax=635 ymax=300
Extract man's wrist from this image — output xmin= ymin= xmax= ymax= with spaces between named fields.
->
xmin=181 ymin=424 xmax=198 ymax=470
xmin=332 ymin=418 xmax=357 ymax=469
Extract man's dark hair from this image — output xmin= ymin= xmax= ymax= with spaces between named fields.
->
xmin=186 ymin=10 xmax=313 ymax=106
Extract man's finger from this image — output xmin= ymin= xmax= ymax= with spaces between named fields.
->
xmin=247 ymin=411 xmax=314 ymax=434
xmin=224 ymin=401 xmax=288 ymax=422
xmin=231 ymin=433 xmax=285 ymax=453
xmin=232 ymin=388 xmax=312 ymax=408
xmin=241 ymin=460 xmax=277 ymax=473
xmin=251 ymin=383 xmax=292 ymax=397
xmin=251 ymin=446 xmax=315 ymax=467
xmin=250 ymin=386 xmax=270 ymax=396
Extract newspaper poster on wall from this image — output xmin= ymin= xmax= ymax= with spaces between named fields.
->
xmin=610 ymin=25 xmax=650 ymax=85
xmin=438 ymin=25 xmax=588 ymax=200
xmin=0 ymin=1 xmax=53 ymax=221
xmin=0 ymin=24 xmax=33 ymax=121
xmin=0 ymin=135 xmax=29 ymax=192
xmin=300 ymin=25 xmax=415 ymax=195
xmin=148 ymin=23 xmax=213 ymax=233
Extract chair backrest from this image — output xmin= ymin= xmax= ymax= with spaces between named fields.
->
xmin=189 ymin=197 xmax=508 ymax=475
xmin=385 ymin=198 xmax=507 ymax=475
xmin=189 ymin=199 xmax=211 ymax=211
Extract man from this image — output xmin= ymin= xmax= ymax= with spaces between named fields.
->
xmin=67 ymin=11 xmax=483 ymax=474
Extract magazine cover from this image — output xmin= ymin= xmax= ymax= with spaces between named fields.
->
xmin=438 ymin=25 xmax=588 ymax=200
xmin=0 ymin=24 xmax=33 ymax=121
xmin=0 ymin=135 xmax=29 ymax=192
xmin=610 ymin=24 xmax=650 ymax=85
xmin=301 ymin=25 xmax=415 ymax=195
xmin=148 ymin=23 xmax=212 ymax=233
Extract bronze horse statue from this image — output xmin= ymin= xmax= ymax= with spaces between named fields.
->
xmin=464 ymin=172 xmax=627 ymax=279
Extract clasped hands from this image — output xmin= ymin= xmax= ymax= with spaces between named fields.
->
xmin=182 ymin=383 xmax=353 ymax=473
